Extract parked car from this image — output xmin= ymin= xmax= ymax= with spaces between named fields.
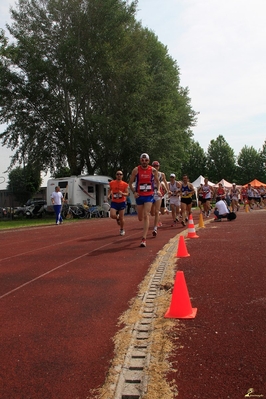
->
xmin=0 ymin=207 xmax=8 ymax=218
xmin=14 ymin=199 xmax=47 ymax=218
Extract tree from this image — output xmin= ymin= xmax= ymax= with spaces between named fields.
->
xmin=0 ymin=0 xmax=196 ymax=180
xmin=180 ymin=140 xmax=207 ymax=182
xmin=7 ymin=165 xmax=42 ymax=205
xmin=52 ymin=167 xmax=71 ymax=179
xmin=236 ymin=145 xmax=264 ymax=184
xmin=206 ymin=135 xmax=236 ymax=183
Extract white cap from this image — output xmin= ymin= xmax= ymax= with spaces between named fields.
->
xmin=140 ymin=153 xmax=149 ymax=159
xmin=170 ymin=173 xmax=176 ymax=178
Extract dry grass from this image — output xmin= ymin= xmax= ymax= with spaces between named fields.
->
xmin=92 ymin=237 xmax=184 ymax=399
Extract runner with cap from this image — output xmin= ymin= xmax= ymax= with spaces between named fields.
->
xmin=108 ymin=170 xmax=129 ymax=236
xmin=168 ymin=173 xmax=181 ymax=227
xmin=150 ymin=160 xmax=169 ymax=236
xmin=229 ymin=183 xmax=240 ymax=212
xmin=201 ymin=177 xmax=214 ymax=217
xmin=180 ymin=174 xmax=195 ymax=226
xmin=129 ymin=153 xmax=160 ymax=247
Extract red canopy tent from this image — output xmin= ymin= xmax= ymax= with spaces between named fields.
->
xmin=243 ymin=179 xmax=266 ymax=188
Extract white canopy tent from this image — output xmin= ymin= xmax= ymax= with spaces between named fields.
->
xmin=191 ymin=175 xmax=215 ymax=188
xmin=215 ymin=179 xmax=233 ymax=188
xmin=191 ymin=175 xmax=215 ymax=206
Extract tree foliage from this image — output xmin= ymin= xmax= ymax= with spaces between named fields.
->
xmin=0 ymin=0 xmax=196 ymax=180
xmin=206 ymin=135 xmax=236 ymax=182
xmin=7 ymin=165 xmax=42 ymax=204
xmin=237 ymin=145 xmax=265 ymax=185
xmin=180 ymin=139 xmax=207 ymax=182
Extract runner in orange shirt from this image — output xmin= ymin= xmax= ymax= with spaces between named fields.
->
xmin=108 ymin=171 xmax=129 ymax=236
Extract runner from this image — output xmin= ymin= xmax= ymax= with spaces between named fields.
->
xmin=168 ymin=174 xmax=181 ymax=227
xmin=129 ymin=153 xmax=160 ymax=247
xmin=180 ymin=174 xmax=195 ymax=226
xmin=108 ymin=170 xmax=129 ymax=236
xmin=229 ymin=183 xmax=240 ymax=211
xmin=215 ymin=183 xmax=226 ymax=201
xmin=150 ymin=160 xmax=169 ymax=235
xmin=197 ymin=184 xmax=204 ymax=212
xmin=201 ymin=177 xmax=214 ymax=217
xmin=246 ymin=183 xmax=255 ymax=209
xmin=259 ymin=185 xmax=266 ymax=207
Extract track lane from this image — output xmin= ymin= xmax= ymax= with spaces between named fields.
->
xmin=0 ymin=213 xmax=185 ymax=399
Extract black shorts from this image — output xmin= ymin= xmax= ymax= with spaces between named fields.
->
xmin=201 ymin=198 xmax=211 ymax=204
xmin=181 ymin=197 xmax=192 ymax=205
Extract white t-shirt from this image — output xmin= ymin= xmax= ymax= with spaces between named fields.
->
xmin=215 ymin=200 xmax=229 ymax=215
xmin=51 ymin=191 xmax=63 ymax=205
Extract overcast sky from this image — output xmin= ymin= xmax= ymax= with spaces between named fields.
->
xmin=1 ymin=0 xmax=266 ymax=187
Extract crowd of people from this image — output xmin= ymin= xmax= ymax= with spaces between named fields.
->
xmin=105 ymin=154 xmax=266 ymax=246
xmin=52 ymin=154 xmax=264 ymax=247
xmin=107 ymin=153 xmax=196 ymax=247
xmin=198 ymin=181 xmax=266 ymax=216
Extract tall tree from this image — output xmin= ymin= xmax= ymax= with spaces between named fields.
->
xmin=259 ymin=140 xmax=266 ymax=182
xmin=206 ymin=135 xmax=236 ymax=183
xmin=0 ymin=0 xmax=196 ymax=180
xmin=236 ymin=145 xmax=264 ymax=184
xmin=7 ymin=165 xmax=42 ymax=205
xmin=180 ymin=140 xmax=207 ymax=182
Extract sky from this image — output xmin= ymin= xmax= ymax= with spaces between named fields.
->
xmin=1 ymin=0 xmax=266 ymax=187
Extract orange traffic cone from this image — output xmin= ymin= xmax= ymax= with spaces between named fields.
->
xmin=164 ymin=271 xmax=197 ymax=319
xmin=245 ymin=203 xmax=250 ymax=213
xmin=198 ymin=213 xmax=205 ymax=228
xmin=186 ymin=214 xmax=199 ymax=238
xmin=175 ymin=235 xmax=190 ymax=257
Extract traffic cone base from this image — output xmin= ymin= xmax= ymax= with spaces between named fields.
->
xmin=175 ymin=235 xmax=190 ymax=257
xmin=198 ymin=213 xmax=205 ymax=228
xmin=164 ymin=271 xmax=197 ymax=319
xmin=187 ymin=214 xmax=199 ymax=238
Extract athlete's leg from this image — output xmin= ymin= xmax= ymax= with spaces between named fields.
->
xmin=142 ymin=201 xmax=152 ymax=239
xmin=153 ymin=199 xmax=162 ymax=228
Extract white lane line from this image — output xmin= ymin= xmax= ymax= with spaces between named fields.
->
xmin=0 ymin=227 xmax=115 ymax=262
xmin=0 ymin=232 xmax=139 ymax=300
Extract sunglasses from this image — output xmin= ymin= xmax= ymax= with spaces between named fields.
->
xmin=116 ymin=173 xmax=123 ymax=176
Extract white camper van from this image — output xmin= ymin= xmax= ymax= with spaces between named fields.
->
xmin=47 ymin=175 xmax=112 ymax=207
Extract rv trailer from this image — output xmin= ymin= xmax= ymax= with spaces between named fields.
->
xmin=46 ymin=175 xmax=112 ymax=207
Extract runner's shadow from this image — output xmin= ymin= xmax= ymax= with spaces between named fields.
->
xmin=87 ymin=241 xmax=137 ymax=256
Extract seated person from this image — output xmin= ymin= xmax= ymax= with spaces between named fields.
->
xmin=214 ymin=198 xmax=229 ymax=221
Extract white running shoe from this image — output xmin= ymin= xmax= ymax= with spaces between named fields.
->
xmin=140 ymin=238 xmax=146 ymax=247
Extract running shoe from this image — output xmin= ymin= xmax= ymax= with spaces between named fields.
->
xmin=152 ymin=228 xmax=157 ymax=237
xmin=116 ymin=214 xmax=120 ymax=225
xmin=157 ymin=222 xmax=163 ymax=227
xmin=181 ymin=220 xmax=186 ymax=226
xmin=171 ymin=221 xmax=176 ymax=227
xmin=185 ymin=217 xmax=188 ymax=222
xmin=120 ymin=229 xmax=125 ymax=236
xmin=140 ymin=238 xmax=146 ymax=247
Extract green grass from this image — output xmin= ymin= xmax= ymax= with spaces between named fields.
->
xmin=0 ymin=216 xmax=81 ymax=230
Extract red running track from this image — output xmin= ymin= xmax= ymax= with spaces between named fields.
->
xmin=0 ymin=213 xmax=188 ymax=399
xmin=167 ymin=209 xmax=266 ymax=399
